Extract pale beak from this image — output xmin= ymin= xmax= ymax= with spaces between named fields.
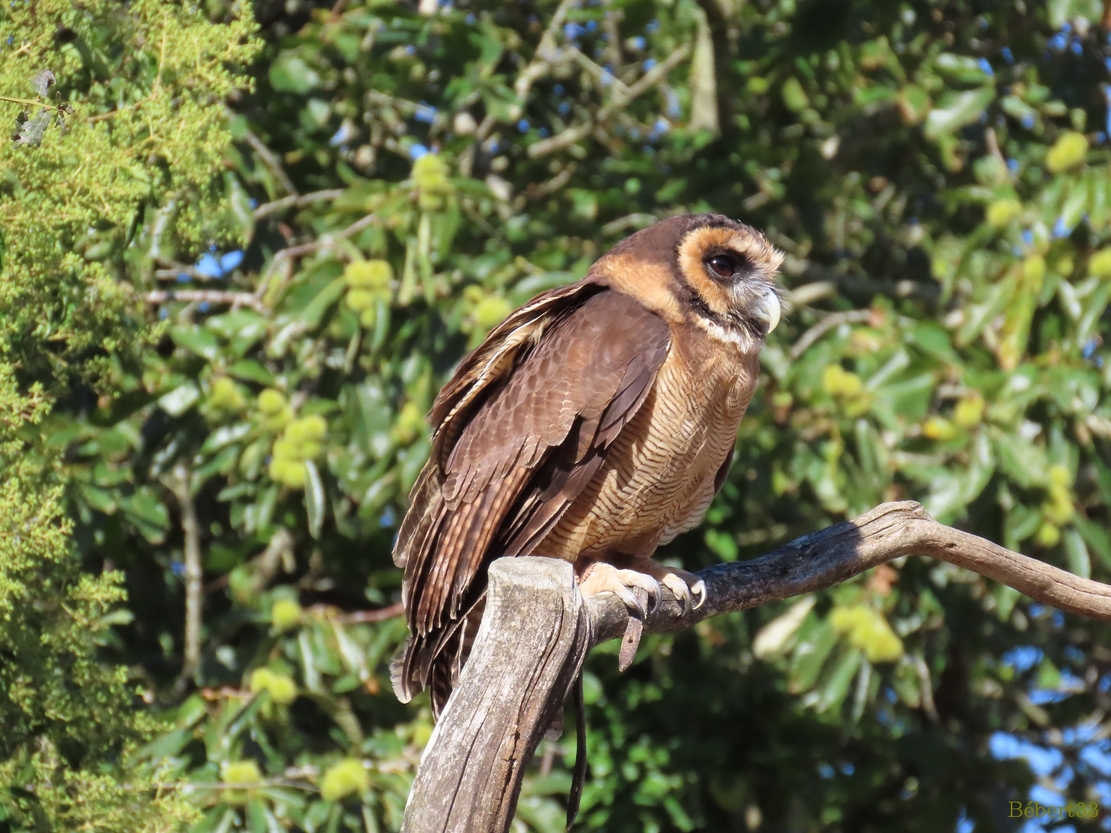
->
xmin=759 ymin=290 xmax=781 ymax=334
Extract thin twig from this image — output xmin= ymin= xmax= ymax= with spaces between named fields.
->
xmin=601 ymin=213 xmax=657 ymax=235
xmin=510 ymin=0 xmax=578 ymax=106
xmin=789 ymin=309 xmax=875 ymax=359
xmin=253 ymin=188 xmax=346 ymax=220
xmin=170 ymin=462 xmax=203 ymax=680
xmin=468 ymin=0 xmax=579 ymax=153
xmin=984 ymin=126 xmax=1007 ymax=174
xmin=523 ymin=162 xmax=578 ymax=201
xmin=244 ymin=128 xmax=298 ymax=196
xmin=153 ymin=261 xmax=208 ymax=282
xmin=271 ymin=213 xmax=376 ymax=262
xmin=527 ymin=44 xmax=692 ymax=158
xmin=256 ymin=213 xmax=378 ymax=299
xmin=144 ymin=290 xmax=267 ymax=313
xmin=204 ymin=527 xmax=293 ymax=593
xmin=0 ymin=94 xmax=70 ymax=112
xmin=784 ymin=254 xmax=941 ymax=307
xmin=305 ymin=601 xmax=405 ymax=624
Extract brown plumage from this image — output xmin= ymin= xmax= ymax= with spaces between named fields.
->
xmin=391 ymin=213 xmax=783 ymax=715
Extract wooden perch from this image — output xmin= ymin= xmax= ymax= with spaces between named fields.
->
xmin=399 ymin=501 xmax=1111 ymax=833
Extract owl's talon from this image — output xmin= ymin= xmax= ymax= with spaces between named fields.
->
xmin=610 ymin=581 xmax=645 ymax=619
xmin=658 ymin=569 xmax=705 ymax=615
xmin=579 ymin=560 xmax=704 ymax=620
xmin=690 ymin=578 xmax=706 ymax=610
xmin=580 ymin=563 xmax=660 ymax=620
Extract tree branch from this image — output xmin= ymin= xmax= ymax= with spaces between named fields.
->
xmin=401 ymin=500 xmax=1111 ymax=832
xmin=253 ymin=188 xmax=345 ymax=220
xmin=589 ymin=501 xmax=1111 ymax=646
xmin=244 ymin=128 xmax=298 ymax=197
xmin=170 ymin=462 xmax=203 ymax=680
xmin=783 ymin=255 xmax=942 ymax=308
xmin=144 ymin=290 xmax=267 ymax=313
xmin=527 ymin=45 xmax=692 ymax=159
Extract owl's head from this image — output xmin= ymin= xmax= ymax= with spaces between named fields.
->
xmin=592 ymin=213 xmax=784 ymax=352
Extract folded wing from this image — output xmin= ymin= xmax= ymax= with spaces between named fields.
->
xmin=391 ymin=282 xmax=670 ymax=714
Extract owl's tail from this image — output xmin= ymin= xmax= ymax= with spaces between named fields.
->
xmin=389 ymin=594 xmax=485 ymax=718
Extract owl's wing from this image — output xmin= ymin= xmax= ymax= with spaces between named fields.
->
xmin=392 ymin=283 xmax=670 ymax=709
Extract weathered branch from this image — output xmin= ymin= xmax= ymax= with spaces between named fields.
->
xmin=144 ymin=289 xmax=266 ymax=313
xmin=400 ymin=559 xmax=592 ymax=833
xmin=401 ymin=501 xmax=1111 ymax=832
xmin=590 ymin=500 xmax=1111 ymax=643
xmin=170 ymin=462 xmax=203 ymax=680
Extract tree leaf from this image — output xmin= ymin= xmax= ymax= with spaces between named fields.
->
xmin=925 ymin=88 xmax=994 ymax=139
xmin=304 ymin=459 xmax=326 ymax=539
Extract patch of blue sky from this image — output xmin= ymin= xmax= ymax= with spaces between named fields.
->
xmin=990 ymin=732 xmax=1063 ymax=778
xmin=1003 ymin=645 xmax=1042 ymax=672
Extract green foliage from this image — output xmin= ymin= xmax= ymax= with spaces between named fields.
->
xmin=0 ymin=0 xmax=257 ymax=387
xmin=3 ymin=0 xmax=1111 ymax=830
xmin=0 ymin=0 xmax=258 ymax=830
xmin=0 ymin=455 xmax=197 ymax=831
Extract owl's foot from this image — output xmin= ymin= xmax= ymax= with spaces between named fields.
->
xmin=578 ymin=560 xmax=706 ymax=616
xmin=633 ymin=560 xmax=706 ymax=615
xmin=578 ymin=560 xmax=705 ymax=672
xmin=578 ymin=562 xmax=661 ymax=619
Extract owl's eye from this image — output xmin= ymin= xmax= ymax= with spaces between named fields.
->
xmin=706 ymin=253 xmax=742 ymax=279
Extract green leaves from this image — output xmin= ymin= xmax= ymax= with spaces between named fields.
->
xmin=924 ymin=88 xmax=994 ymax=139
xmin=269 ymin=54 xmax=321 ymax=94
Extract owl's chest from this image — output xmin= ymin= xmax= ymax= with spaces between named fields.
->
xmin=543 ymin=334 xmax=759 ymax=558
xmin=615 ymin=342 xmax=753 ymax=501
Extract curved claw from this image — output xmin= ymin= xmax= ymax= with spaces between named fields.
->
xmin=690 ymin=579 xmax=706 ymax=611
xmin=659 ymin=572 xmax=706 ymax=615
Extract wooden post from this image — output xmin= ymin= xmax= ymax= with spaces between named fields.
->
xmin=400 ymin=557 xmax=592 ymax=833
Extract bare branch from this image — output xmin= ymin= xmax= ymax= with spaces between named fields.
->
xmin=589 ymin=501 xmax=1111 ymax=645
xmin=305 ymin=601 xmax=404 ymax=624
xmin=783 ymin=255 xmax=942 ymax=308
xmin=527 ymin=45 xmax=692 ymax=159
xmin=253 ymin=189 xmax=345 ymax=220
xmin=510 ymin=0 xmax=578 ymax=104
xmin=789 ymin=309 xmax=875 ymax=360
xmin=144 ymin=289 xmax=267 ymax=313
xmin=270 ymin=213 xmax=376 ymax=262
xmin=244 ymin=128 xmax=298 ymax=196
xmin=256 ymin=213 xmax=378 ymax=299
xmin=170 ymin=462 xmax=203 ymax=680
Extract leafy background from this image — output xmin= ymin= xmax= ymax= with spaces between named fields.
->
xmin=2 ymin=0 xmax=1111 ymax=830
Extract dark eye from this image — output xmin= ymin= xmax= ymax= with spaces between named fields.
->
xmin=706 ymin=254 xmax=740 ymax=279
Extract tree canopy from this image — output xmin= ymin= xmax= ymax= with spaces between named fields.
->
xmin=2 ymin=0 xmax=1110 ymax=830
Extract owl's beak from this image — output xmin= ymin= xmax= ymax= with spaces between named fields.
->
xmin=758 ymin=290 xmax=781 ymax=334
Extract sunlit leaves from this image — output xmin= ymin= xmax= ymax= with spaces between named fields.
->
xmin=1045 ymin=131 xmax=1089 ymax=172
